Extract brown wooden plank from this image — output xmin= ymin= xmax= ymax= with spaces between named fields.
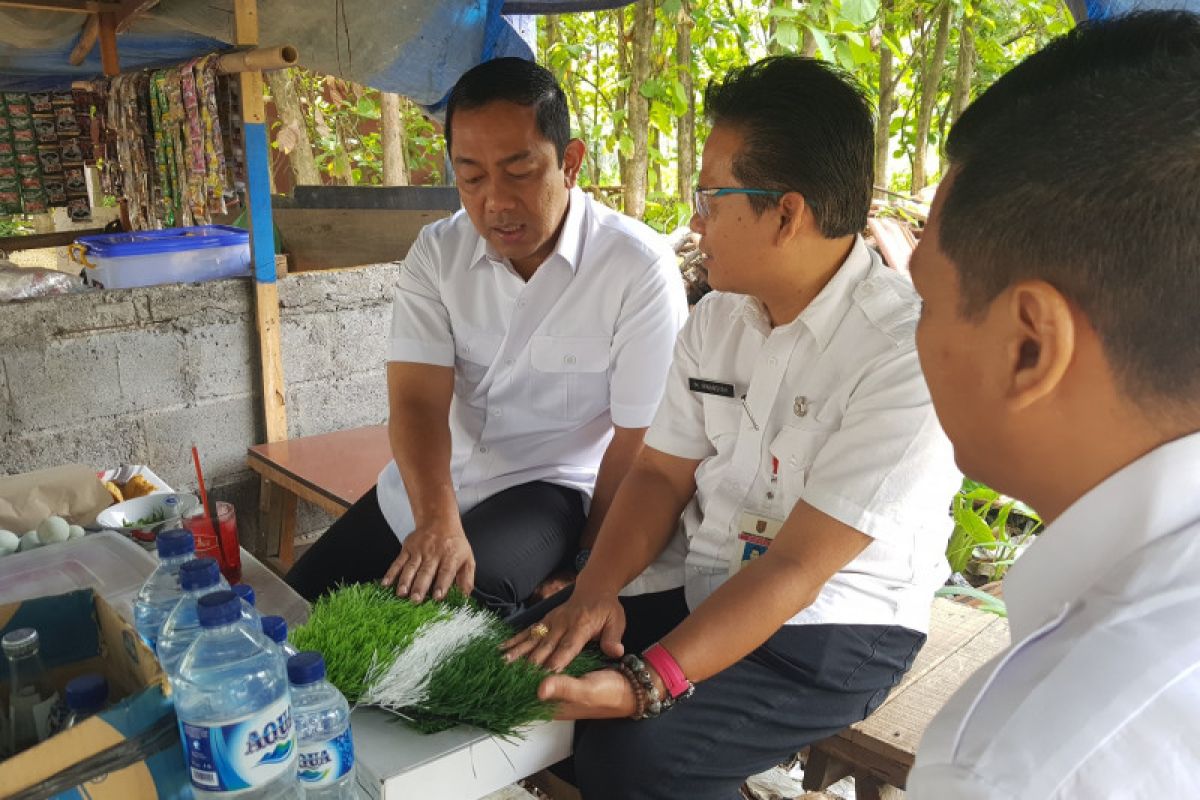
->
xmin=254 ymin=280 xmax=288 ymax=443
xmin=0 ymin=227 xmax=107 ymax=252
xmin=247 ymin=424 xmax=390 ymax=511
xmin=247 ymin=454 xmax=351 ymax=518
xmin=97 ymin=10 xmax=118 ymax=75
xmin=273 ymin=207 xmax=451 ymax=270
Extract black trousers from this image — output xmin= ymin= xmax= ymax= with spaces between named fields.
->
xmin=570 ymin=588 xmax=926 ymax=800
xmin=284 ymin=482 xmax=585 ymax=617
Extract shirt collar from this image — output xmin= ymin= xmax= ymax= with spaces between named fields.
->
xmin=797 ymin=235 xmax=874 ymax=351
xmin=468 ymin=186 xmax=587 ymax=274
xmin=1003 ymin=430 xmax=1200 ymax=641
xmin=732 ymin=235 xmax=874 ymax=344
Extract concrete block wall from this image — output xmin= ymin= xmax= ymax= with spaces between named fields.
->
xmin=0 ymin=262 xmax=399 ymax=545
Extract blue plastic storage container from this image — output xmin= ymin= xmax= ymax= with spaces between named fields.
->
xmin=71 ymin=225 xmax=251 ymax=289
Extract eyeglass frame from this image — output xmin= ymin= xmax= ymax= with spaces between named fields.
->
xmin=692 ymin=186 xmax=789 ymax=218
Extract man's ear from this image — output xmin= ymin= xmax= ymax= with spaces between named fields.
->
xmin=1004 ymin=280 xmax=1076 ymax=411
xmin=774 ymin=191 xmax=811 ymax=245
xmin=563 ymin=139 xmax=586 ymax=187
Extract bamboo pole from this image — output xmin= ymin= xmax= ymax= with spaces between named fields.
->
xmin=215 ymin=45 xmax=298 ymax=74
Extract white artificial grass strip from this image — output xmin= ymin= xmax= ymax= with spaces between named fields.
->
xmin=360 ymin=606 xmax=495 ymax=711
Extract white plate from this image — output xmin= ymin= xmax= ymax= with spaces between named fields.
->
xmin=95 ymin=492 xmax=200 ymax=537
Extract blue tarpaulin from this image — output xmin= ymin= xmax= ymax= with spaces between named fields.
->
xmin=0 ymin=0 xmax=1194 ymax=97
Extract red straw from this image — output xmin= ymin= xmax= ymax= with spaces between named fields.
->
xmin=190 ymin=443 xmax=228 ymax=566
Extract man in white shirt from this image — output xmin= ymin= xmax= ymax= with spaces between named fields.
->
xmin=904 ymin=11 xmax=1200 ymax=798
xmin=503 ymin=57 xmax=960 ymax=799
xmin=286 ymin=58 xmax=687 ymax=615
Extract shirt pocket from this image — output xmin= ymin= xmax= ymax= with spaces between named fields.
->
xmin=702 ymin=394 xmax=742 ymax=447
xmin=769 ymin=422 xmax=837 ymax=504
xmin=529 ymin=335 xmax=611 ymax=420
xmin=454 ymin=327 xmax=502 ymax=397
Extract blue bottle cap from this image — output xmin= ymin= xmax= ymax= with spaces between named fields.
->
xmin=179 ymin=558 xmax=221 ymax=591
xmin=155 ymin=529 xmax=195 ymax=559
xmin=65 ymin=673 xmax=108 ymax=711
xmin=197 ymin=591 xmax=241 ymax=627
xmin=232 ymin=584 xmax=256 ymax=607
xmin=260 ymin=615 xmax=287 ymax=644
xmin=287 ymin=651 xmax=326 ymax=685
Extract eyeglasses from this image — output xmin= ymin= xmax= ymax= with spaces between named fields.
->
xmin=692 ymin=186 xmax=786 ymax=218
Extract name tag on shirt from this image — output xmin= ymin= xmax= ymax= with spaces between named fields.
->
xmin=729 ymin=511 xmax=784 ymax=575
xmin=689 ymin=378 xmax=736 ymax=397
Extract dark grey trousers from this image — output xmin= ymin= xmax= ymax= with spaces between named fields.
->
xmin=570 ymin=588 xmax=926 ymax=800
xmin=284 ymin=482 xmax=585 ymax=617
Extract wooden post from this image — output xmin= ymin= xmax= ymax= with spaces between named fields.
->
xmin=236 ymin=0 xmax=291 ymax=561
xmin=235 ymin=0 xmax=287 ymax=445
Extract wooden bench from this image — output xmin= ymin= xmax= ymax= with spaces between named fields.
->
xmin=246 ymin=424 xmax=391 ymax=570
xmin=802 ymin=598 xmax=1009 ymax=798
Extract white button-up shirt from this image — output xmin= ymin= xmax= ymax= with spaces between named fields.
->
xmin=909 ymin=431 xmax=1200 ymax=799
xmin=631 ymin=237 xmax=961 ymax=633
xmin=376 ymin=187 xmax=688 ymax=541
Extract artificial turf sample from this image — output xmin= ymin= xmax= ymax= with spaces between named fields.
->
xmin=290 ymin=583 xmax=603 ymax=737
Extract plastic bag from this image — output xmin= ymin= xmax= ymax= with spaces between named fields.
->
xmin=0 ymin=262 xmax=76 ymax=301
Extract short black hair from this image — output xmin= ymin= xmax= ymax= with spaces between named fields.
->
xmin=703 ymin=56 xmax=874 ymax=238
xmin=444 ymin=57 xmax=570 ymax=164
xmin=941 ymin=11 xmax=1200 ymax=403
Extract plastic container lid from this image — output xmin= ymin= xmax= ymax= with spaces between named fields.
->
xmin=197 ymin=591 xmax=241 ymax=627
xmin=179 ymin=558 xmax=221 ymax=591
xmin=287 ymin=651 xmax=326 ymax=685
xmin=261 ymin=615 xmax=287 ymax=644
xmin=232 ymin=584 xmax=256 ymax=607
xmin=76 ymin=225 xmax=249 ymax=258
xmin=65 ymin=673 xmax=108 ymax=711
xmin=1 ymin=627 xmax=39 ymax=657
xmin=0 ymin=532 xmax=156 ymax=615
xmin=156 ymin=528 xmax=195 ymax=559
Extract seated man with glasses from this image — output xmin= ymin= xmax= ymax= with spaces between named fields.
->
xmin=502 ymin=56 xmax=961 ymax=799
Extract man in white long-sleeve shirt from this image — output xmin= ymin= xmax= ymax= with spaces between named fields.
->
xmin=907 ymin=11 xmax=1200 ymax=798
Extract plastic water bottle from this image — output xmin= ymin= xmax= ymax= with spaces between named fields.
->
xmin=61 ymin=673 xmax=109 ymax=730
xmin=156 ymin=558 xmax=229 ymax=680
xmin=261 ymin=616 xmax=299 ymax=660
xmin=234 ymin=583 xmax=263 ymax=628
xmin=289 ymin=652 xmax=356 ymax=799
xmin=132 ymin=529 xmax=195 ymax=650
xmin=175 ymin=591 xmax=299 ymax=798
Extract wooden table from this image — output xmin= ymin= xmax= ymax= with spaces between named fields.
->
xmin=246 ymin=424 xmax=391 ymax=569
xmin=803 ymin=598 xmax=1009 ymax=799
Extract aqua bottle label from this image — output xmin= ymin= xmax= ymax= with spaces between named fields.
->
xmin=182 ymin=696 xmax=295 ymax=792
xmin=297 ymin=728 xmax=354 ymax=787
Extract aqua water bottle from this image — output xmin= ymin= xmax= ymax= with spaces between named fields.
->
xmin=288 ymin=652 xmax=356 ymax=799
xmin=175 ymin=591 xmax=299 ymax=799
xmin=132 ymin=529 xmax=195 ymax=650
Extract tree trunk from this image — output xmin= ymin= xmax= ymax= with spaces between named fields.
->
xmin=615 ymin=7 xmax=629 ymax=198
xmin=947 ymin=10 xmax=975 ymax=128
xmin=381 ymin=92 xmax=410 ymax=186
xmin=874 ymin=0 xmax=895 ymax=195
xmin=266 ymin=68 xmax=321 ymax=186
xmin=624 ymin=0 xmax=655 ymax=219
xmin=676 ymin=0 xmax=695 ymax=206
xmin=911 ymin=1 xmax=951 ymax=194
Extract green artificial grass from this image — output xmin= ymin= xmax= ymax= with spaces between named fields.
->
xmin=291 ymin=583 xmax=604 ymax=737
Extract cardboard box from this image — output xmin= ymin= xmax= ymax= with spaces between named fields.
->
xmin=0 ymin=589 xmax=189 ymax=799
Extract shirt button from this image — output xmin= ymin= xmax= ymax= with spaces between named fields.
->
xmin=491 ymin=408 xmax=502 ymax=417
xmin=564 ymin=354 xmax=576 ymax=365
xmin=505 ymin=358 xmax=515 ymax=367
xmin=478 ymin=445 xmax=489 ymax=454
xmin=768 ymin=357 xmax=778 ymax=367
xmin=517 ymin=298 xmax=528 ymax=308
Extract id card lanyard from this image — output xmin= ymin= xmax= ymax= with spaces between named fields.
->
xmin=730 ymin=457 xmax=785 ymax=575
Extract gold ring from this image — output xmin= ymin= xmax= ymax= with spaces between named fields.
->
xmin=530 ymin=622 xmax=550 ymax=640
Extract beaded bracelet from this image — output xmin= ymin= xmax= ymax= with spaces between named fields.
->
xmin=621 ymin=653 xmax=664 ymax=719
xmin=613 ymin=662 xmax=648 ymax=718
